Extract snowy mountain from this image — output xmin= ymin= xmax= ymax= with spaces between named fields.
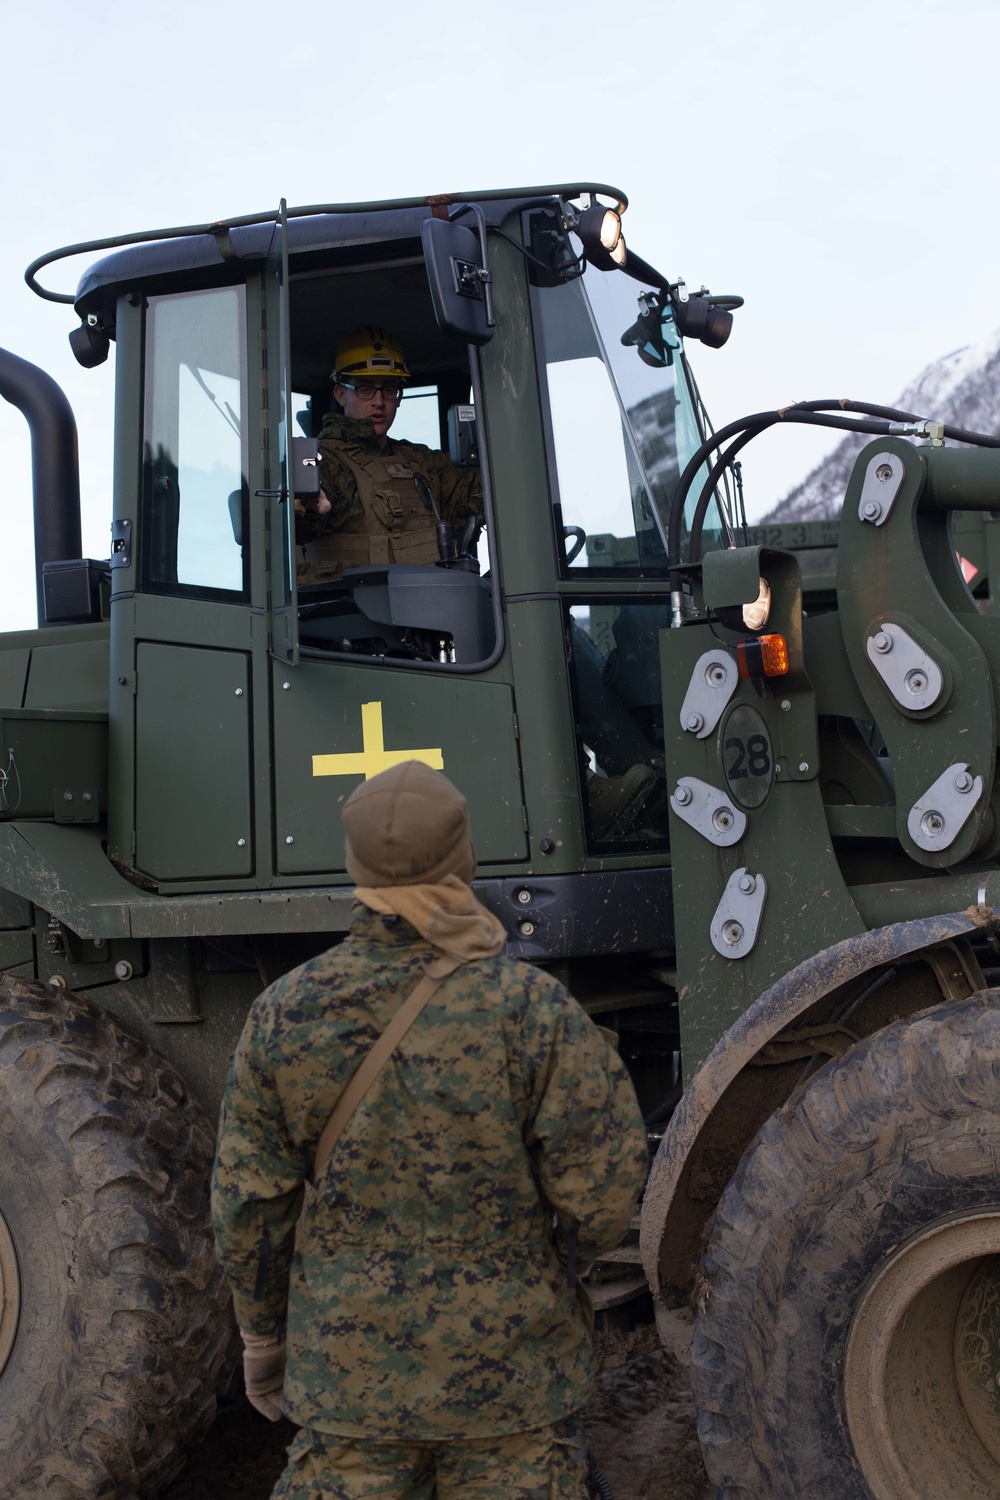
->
xmin=764 ymin=329 xmax=1000 ymax=522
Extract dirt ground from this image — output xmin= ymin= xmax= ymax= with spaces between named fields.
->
xmin=162 ymin=1326 xmax=712 ymax=1500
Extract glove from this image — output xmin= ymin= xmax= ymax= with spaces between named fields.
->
xmin=240 ymin=1329 xmax=286 ymax=1421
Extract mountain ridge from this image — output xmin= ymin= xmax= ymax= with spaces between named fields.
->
xmin=764 ymin=328 xmax=1000 ymax=522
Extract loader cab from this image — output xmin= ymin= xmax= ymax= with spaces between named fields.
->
xmin=61 ymin=188 xmax=721 ymax=920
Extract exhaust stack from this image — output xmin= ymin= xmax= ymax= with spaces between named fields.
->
xmin=0 ymin=346 xmax=82 ymax=626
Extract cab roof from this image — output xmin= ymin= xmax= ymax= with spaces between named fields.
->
xmin=24 ymin=184 xmax=628 ymax=321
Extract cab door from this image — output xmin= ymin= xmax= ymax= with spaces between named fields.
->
xmin=129 ymin=281 xmax=255 ymax=884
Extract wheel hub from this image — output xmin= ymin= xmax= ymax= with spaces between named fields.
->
xmin=0 ymin=1201 xmax=21 ymax=1378
xmin=844 ymin=1211 xmax=1000 ymax=1499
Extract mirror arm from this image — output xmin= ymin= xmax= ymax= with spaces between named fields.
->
xmin=448 ymin=202 xmax=495 ymax=329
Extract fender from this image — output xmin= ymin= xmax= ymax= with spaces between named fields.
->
xmin=639 ymin=905 xmax=997 ymax=1311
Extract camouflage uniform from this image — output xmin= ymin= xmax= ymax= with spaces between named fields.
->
xmin=296 ymin=413 xmax=483 ymax=583
xmin=211 ymin=901 xmax=648 ymax=1448
xmin=273 ymin=1419 xmax=589 ymax=1498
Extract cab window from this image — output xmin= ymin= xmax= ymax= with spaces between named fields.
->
xmin=567 ymin=600 xmax=669 ymax=849
xmin=286 ymin=259 xmax=494 ymax=664
xmin=532 ymin=261 xmax=706 ymax=575
xmin=141 ymin=286 xmax=248 ymax=599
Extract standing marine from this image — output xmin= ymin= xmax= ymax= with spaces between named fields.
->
xmin=211 ymin=759 xmax=648 ymax=1498
xmin=296 ymin=327 xmax=483 ymax=583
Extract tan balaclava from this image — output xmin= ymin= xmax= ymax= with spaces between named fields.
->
xmin=343 ymin=761 xmax=505 ymax=960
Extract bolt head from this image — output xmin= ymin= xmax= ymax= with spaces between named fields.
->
xmin=520 ymin=921 xmax=535 ymax=937
xmin=114 ymin=960 xmax=133 ymax=981
xmin=738 ymin=874 xmax=756 ymax=894
xmin=285 ymin=835 xmax=294 ymax=844
xmin=863 ymin=500 xmax=882 ymax=520
xmin=955 ymin=772 xmax=974 ymax=793
xmin=674 ymin=784 xmax=692 ymax=807
xmin=539 ymin=838 xmax=555 ymax=854
xmin=685 ymin=711 xmax=704 ymax=733
xmin=282 ymin=681 xmax=291 ymax=690
xmin=517 ymin=888 xmax=532 ymax=905
xmin=873 ymin=632 xmax=892 ymax=654
xmin=237 ymin=837 xmax=247 ymax=847
xmin=780 ymin=699 xmax=791 ymax=712
xmin=798 ymin=761 xmax=809 ymax=773
xmin=48 ymin=975 xmax=67 ymax=989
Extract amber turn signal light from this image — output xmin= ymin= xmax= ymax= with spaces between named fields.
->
xmin=737 ymin=634 xmax=789 ymax=679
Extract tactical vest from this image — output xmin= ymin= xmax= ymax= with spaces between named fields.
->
xmin=298 ymin=440 xmax=439 ymax=585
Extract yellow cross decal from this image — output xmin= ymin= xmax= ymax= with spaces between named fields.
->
xmin=312 ymin=701 xmax=444 ymax=781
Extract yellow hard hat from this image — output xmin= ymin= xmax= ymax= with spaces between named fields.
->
xmin=332 ymin=326 xmax=411 ymax=382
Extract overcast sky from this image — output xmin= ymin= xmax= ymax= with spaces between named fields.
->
xmin=2 ymin=0 xmax=998 ymax=629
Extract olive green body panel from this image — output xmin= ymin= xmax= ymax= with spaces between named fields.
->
xmin=135 ymin=643 xmax=253 ymax=881
xmin=0 ymin=649 xmax=30 ymax=709
xmin=661 ymin=552 xmax=866 ymax=1071
xmin=837 ymin=440 xmax=1000 ymax=867
xmin=272 ymin=659 xmax=526 ymax=874
xmin=0 ymin=710 xmax=106 ymax=821
xmin=0 ymin=625 xmax=109 ymax=713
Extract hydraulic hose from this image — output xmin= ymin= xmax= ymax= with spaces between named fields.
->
xmin=685 ymin=411 xmax=910 ymax=567
xmin=668 ymin=398 xmax=1000 ymax=578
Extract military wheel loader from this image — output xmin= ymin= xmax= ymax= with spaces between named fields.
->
xmin=3 ymin=182 xmax=1000 ymax=1499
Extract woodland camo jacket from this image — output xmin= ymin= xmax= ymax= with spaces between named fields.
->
xmin=211 ymin=903 xmax=648 ymax=1439
xmin=296 ymin=412 xmax=482 ymax=540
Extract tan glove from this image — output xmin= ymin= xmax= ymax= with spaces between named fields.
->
xmin=240 ymin=1329 xmax=286 ymax=1421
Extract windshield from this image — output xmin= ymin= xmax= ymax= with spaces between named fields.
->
xmin=532 ymin=257 xmax=723 ymax=573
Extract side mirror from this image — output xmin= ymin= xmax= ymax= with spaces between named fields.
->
xmin=422 ymin=214 xmax=494 ymax=347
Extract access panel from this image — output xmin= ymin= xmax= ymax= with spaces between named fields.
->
xmin=135 ymin=643 xmax=253 ymax=881
xmin=272 ymin=659 xmax=526 ymax=875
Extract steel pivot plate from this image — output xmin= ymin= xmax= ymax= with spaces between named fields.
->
xmin=679 ymin=650 xmax=739 ymax=738
xmin=710 ymin=867 xmax=767 ymax=958
xmin=907 ymin=762 xmax=983 ymax=852
xmin=670 ymin=777 xmax=747 ymax=846
xmin=857 ymin=450 xmax=905 ymax=526
xmin=866 ymin=623 xmax=944 ymax=713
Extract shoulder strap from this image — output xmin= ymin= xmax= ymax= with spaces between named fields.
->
xmin=312 ymin=954 xmax=462 ymax=1179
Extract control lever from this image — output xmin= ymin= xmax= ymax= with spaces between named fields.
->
xmin=436 ymin=519 xmax=457 ymax=562
xmin=458 ymin=515 xmax=483 ymax=558
xmin=446 ymin=514 xmax=483 ymax=573
xmin=414 ymin=472 xmax=456 ymax=564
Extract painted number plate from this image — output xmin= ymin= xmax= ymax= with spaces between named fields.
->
xmin=722 ymin=704 xmax=774 ymax=810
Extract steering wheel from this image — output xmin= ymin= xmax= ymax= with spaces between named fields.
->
xmin=563 ymin=525 xmax=586 ymax=565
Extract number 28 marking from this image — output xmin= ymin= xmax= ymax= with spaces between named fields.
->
xmin=725 ymin=734 xmax=772 ymax=779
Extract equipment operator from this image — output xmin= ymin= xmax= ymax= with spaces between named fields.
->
xmin=212 ymin=759 xmax=648 ymax=1499
xmin=295 ymin=327 xmax=483 ymax=584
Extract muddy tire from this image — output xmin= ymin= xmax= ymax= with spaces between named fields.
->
xmin=0 ymin=975 xmax=235 ymax=1499
xmin=692 ymin=992 xmax=1000 ymax=1499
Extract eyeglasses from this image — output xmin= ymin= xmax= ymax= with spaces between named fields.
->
xmin=339 ymin=380 xmax=404 ymax=404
